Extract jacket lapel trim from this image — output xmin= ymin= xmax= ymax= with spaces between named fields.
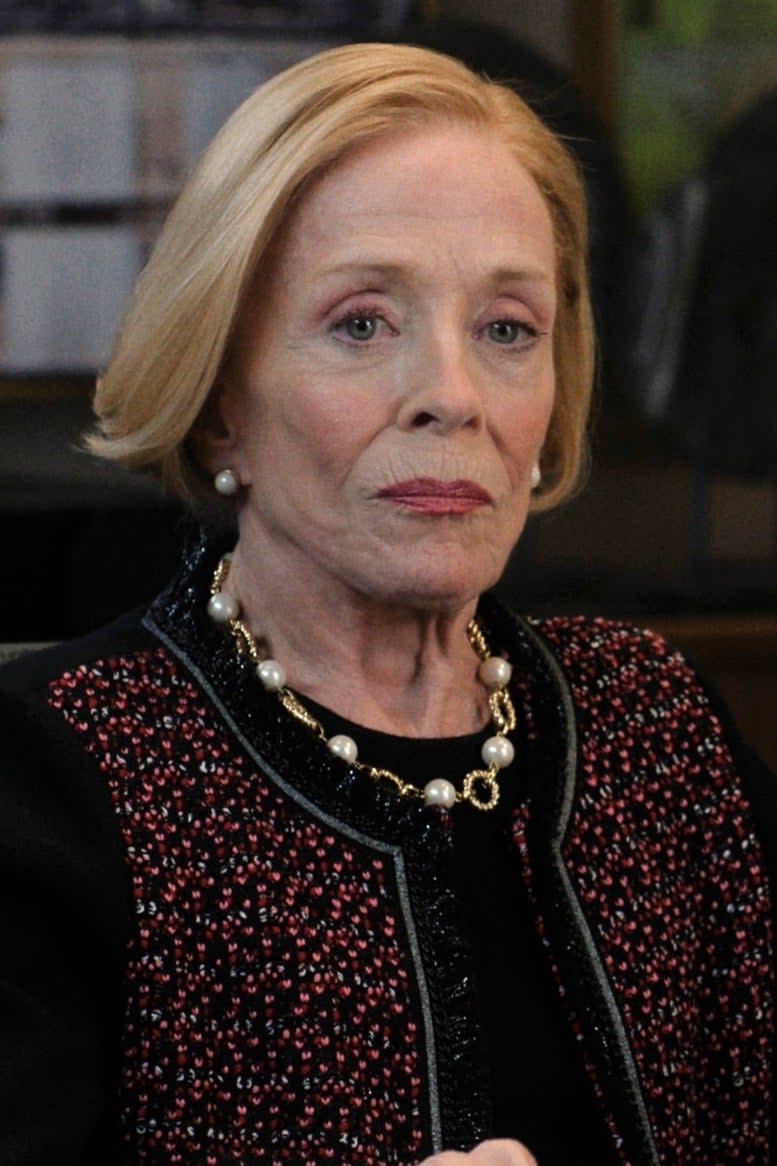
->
xmin=515 ymin=613 xmax=661 ymax=1166
xmin=144 ymin=610 xmax=445 ymax=1154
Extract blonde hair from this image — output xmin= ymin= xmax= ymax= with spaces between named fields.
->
xmin=88 ymin=41 xmax=593 ymax=510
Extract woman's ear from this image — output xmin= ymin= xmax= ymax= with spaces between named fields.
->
xmin=189 ymin=380 xmax=244 ymax=481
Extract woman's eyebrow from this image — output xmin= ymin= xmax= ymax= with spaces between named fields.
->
xmin=315 ymin=261 xmax=555 ymax=289
xmin=315 ymin=260 xmax=409 ymax=282
xmin=487 ymin=265 xmax=555 ymax=289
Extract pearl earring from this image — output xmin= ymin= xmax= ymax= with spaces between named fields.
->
xmin=531 ymin=463 xmax=542 ymax=490
xmin=214 ymin=468 xmax=239 ymax=496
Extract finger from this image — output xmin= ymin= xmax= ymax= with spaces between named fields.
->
xmin=468 ymin=1139 xmax=538 ymax=1165
xmin=416 ymin=1139 xmax=537 ymax=1166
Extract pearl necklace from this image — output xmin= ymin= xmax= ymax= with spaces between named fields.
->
xmin=207 ymin=555 xmax=517 ymax=811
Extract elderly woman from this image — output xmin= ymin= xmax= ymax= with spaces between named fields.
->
xmin=1 ymin=42 xmax=775 ymax=1166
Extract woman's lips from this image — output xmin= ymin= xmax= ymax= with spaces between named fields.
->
xmin=376 ymin=477 xmax=493 ymax=515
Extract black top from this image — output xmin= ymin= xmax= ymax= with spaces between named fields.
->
xmin=308 ymin=702 xmax=618 ymax=1165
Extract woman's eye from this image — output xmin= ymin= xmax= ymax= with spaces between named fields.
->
xmin=486 ymin=319 xmax=536 ymax=345
xmin=337 ymin=313 xmax=379 ymax=341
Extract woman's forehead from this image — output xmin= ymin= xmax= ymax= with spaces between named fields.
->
xmin=265 ymin=124 xmax=556 ymax=291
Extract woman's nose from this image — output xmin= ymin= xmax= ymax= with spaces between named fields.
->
xmin=396 ymin=332 xmax=485 ymax=435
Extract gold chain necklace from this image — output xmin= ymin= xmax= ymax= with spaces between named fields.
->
xmin=207 ymin=555 xmax=517 ymax=811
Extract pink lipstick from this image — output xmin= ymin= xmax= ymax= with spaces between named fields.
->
xmin=377 ymin=477 xmax=493 ymax=515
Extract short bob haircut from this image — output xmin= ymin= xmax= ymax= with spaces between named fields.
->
xmin=88 ymin=41 xmax=594 ymax=512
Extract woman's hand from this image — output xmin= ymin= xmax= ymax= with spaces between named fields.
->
xmin=417 ymin=1138 xmax=537 ymax=1165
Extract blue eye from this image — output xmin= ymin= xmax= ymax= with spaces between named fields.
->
xmin=341 ymin=314 xmax=378 ymax=341
xmin=487 ymin=320 xmax=534 ymax=344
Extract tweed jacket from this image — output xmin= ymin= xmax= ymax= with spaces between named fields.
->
xmin=0 ymin=537 xmax=774 ymax=1166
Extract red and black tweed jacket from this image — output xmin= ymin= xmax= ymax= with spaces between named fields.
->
xmin=0 ymin=537 xmax=774 ymax=1166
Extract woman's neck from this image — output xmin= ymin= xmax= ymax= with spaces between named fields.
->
xmin=224 ymin=540 xmax=488 ymax=739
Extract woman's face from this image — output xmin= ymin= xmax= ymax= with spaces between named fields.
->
xmin=218 ymin=124 xmax=557 ymax=612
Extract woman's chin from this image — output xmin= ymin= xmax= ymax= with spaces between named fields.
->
xmin=345 ymin=557 xmax=508 ymax=613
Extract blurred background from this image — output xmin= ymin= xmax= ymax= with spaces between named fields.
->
xmin=1 ymin=0 xmax=776 ymax=764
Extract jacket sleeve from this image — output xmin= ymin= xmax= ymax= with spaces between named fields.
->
xmin=0 ymin=687 xmax=131 ymax=1166
xmin=735 ymin=746 xmax=777 ymax=1164
xmin=707 ymin=689 xmax=777 ymax=1165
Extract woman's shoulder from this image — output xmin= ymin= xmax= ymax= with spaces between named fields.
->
xmin=0 ymin=607 xmax=160 ymax=815
xmin=0 ymin=605 xmax=158 ymax=701
xmin=516 ymin=608 xmax=777 ymax=781
xmin=529 ymin=612 xmax=704 ymax=698
xmin=0 ymin=606 xmax=172 ymax=796
xmin=493 ymin=602 xmax=769 ymax=767
xmin=521 ymin=611 xmax=739 ymax=742
xmin=487 ymin=601 xmax=695 ymax=692
xmin=1 ymin=532 xmax=218 ymax=710
xmin=526 ymin=611 xmax=680 ymax=664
